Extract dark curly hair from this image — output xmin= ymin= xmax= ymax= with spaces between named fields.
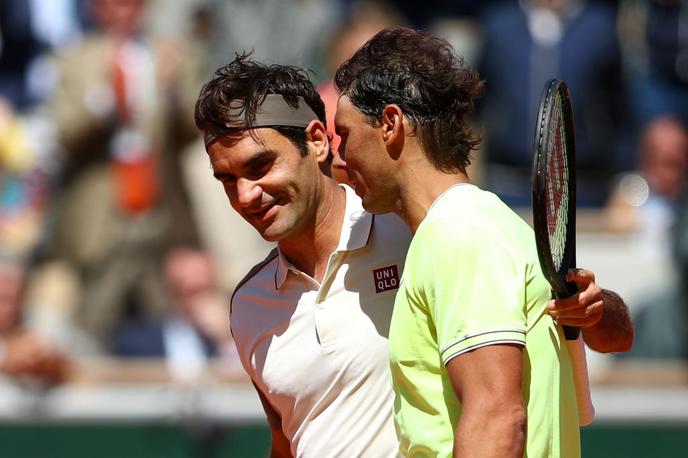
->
xmin=334 ymin=27 xmax=484 ymax=173
xmin=194 ymin=52 xmax=327 ymax=156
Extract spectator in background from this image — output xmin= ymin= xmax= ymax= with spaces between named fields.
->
xmin=0 ymin=0 xmax=82 ymax=111
xmin=113 ymin=246 xmax=236 ymax=382
xmin=621 ymin=198 xmax=688 ymax=360
xmin=382 ymin=0 xmax=488 ymax=29
xmin=0 ymin=1 xmax=86 ymax=355
xmin=204 ymin=0 xmax=341 ymax=78
xmin=615 ymin=116 xmax=688 ymax=360
xmin=606 ymin=115 xmax=688 ymax=252
xmin=0 ymin=98 xmax=54 ymax=261
xmin=42 ymin=0 xmax=203 ymax=352
xmin=477 ymin=0 xmax=631 ymax=207
xmin=625 ymin=0 xmax=688 ymax=127
xmin=0 ymin=0 xmax=80 ymax=263
xmin=0 ymin=0 xmax=46 ymax=111
xmin=0 ymin=258 xmax=70 ymax=385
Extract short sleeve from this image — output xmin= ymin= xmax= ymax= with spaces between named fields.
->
xmin=416 ymin=219 xmax=528 ymax=366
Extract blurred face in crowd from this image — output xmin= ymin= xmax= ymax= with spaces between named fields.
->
xmin=207 ymin=125 xmax=329 ymax=242
xmin=93 ymin=0 xmax=144 ymax=36
xmin=640 ymin=117 xmax=688 ymax=200
xmin=165 ymin=248 xmax=216 ymax=317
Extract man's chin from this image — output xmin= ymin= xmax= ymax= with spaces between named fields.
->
xmin=361 ymin=195 xmax=387 ymax=215
xmin=352 ymin=184 xmax=364 ymax=199
xmin=248 ymin=211 xmax=280 ymax=240
xmin=260 ymin=231 xmax=282 ymax=243
xmin=256 ymin=223 xmax=288 ymax=243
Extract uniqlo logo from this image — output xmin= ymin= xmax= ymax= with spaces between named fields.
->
xmin=373 ymin=265 xmax=400 ymax=293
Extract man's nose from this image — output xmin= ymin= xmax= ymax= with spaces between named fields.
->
xmin=235 ymin=178 xmax=262 ymax=208
xmin=332 ymin=149 xmax=347 ymax=169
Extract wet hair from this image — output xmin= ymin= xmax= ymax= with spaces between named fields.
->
xmin=334 ymin=27 xmax=484 ymax=173
xmin=194 ymin=52 xmax=327 ymax=156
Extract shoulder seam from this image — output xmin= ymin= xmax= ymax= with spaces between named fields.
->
xmin=230 ymin=248 xmax=279 ymax=318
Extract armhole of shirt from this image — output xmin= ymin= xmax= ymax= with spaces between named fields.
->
xmin=229 ymin=248 xmax=279 ymax=371
xmin=229 ymin=247 xmax=279 ymax=317
xmin=252 ymin=380 xmax=283 ymax=432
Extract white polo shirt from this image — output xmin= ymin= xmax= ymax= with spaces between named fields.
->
xmin=230 ymin=184 xmax=411 ymax=458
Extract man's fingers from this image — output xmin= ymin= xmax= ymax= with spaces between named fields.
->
xmin=548 ymin=300 xmax=604 ymax=325
xmin=549 ymin=282 xmax=602 ymax=313
xmin=547 ymin=293 xmax=593 ymax=312
xmin=566 ymin=268 xmax=595 ymax=287
xmin=554 ymin=314 xmax=603 ymax=328
xmin=547 ymin=297 xmax=579 ymax=313
xmin=578 ymin=282 xmax=602 ymax=307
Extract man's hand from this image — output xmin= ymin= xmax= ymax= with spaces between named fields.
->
xmin=546 ymin=269 xmax=633 ymax=353
xmin=546 ymin=269 xmax=604 ymax=328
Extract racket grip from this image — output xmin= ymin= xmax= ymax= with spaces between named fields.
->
xmin=563 ymin=280 xmax=580 ymax=340
xmin=563 ymin=326 xmax=580 ymax=340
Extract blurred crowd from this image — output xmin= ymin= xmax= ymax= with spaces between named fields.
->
xmin=1 ymin=0 xmax=688 ymax=388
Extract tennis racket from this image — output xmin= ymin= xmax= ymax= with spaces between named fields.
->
xmin=531 ymin=79 xmax=579 ymax=341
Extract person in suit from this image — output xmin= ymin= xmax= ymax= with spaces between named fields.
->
xmin=477 ymin=0 xmax=630 ymax=207
xmin=44 ymin=0 xmax=203 ymax=350
xmin=112 ymin=246 xmax=234 ymax=381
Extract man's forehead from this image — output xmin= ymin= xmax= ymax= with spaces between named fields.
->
xmin=334 ymin=95 xmax=355 ymax=126
xmin=208 ymin=127 xmax=280 ymax=149
xmin=335 ymin=94 xmax=351 ymax=113
xmin=207 ymin=128 xmax=291 ymax=161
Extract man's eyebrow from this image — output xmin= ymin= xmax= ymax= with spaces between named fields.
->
xmin=211 ymin=149 xmax=277 ymax=180
xmin=243 ymin=150 xmax=276 ymax=169
xmin=212 ymin=166 xmax=231 ymax=180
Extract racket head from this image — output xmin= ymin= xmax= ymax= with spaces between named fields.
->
xmin=531 ymin=79 xmax=577 ymax=298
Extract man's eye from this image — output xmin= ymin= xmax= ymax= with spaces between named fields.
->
xmin=247 ymin=162 xmax=271 ymax=179
xmin=217 ymin=174 xmax=236 ymax=185
xmin=338 ymin=139 xmax=347 ymax=158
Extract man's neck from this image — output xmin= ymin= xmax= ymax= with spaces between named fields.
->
xmin=397 ymin=161 xmax=470 ymax=234
xmin=278 ymin=181 xmax=346 ymax=283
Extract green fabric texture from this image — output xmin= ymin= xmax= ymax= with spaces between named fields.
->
xmin=389 ymin=184 xmax=580 ymax=457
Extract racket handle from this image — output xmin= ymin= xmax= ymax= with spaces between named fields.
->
xmin=563 ymin=325 xmax=580 ymax=340
xmin=563 ymin=280 xmax=580 ymax=340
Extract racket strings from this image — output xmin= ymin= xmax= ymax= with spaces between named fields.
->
xmin=546 ymin=94 xmax=569 ymax=270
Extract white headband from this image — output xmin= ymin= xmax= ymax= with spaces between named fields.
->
xmin=204 ymin=95 xmax=318 ymax=147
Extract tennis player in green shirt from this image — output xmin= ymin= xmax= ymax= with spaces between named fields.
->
xmin=334 ymin=27 xmax=632 ymax=457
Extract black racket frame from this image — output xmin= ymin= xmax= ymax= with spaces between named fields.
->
xmin=532 ymin=79 xmax=580 ymax=341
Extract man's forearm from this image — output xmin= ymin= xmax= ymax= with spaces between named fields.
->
xmin=454 ymin=407 xmax=525 ymax=458
xmin=582 ymin=289 xmax=633 ymax=353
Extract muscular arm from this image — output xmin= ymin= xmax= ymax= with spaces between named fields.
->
xmin=446 ymin=344 xmax=526 ymax=458
xmin=253 ymin=382 xmax=293 ymax=458
xmin=582 ymin=289 xmax=633 ymax=353
xmin=547 ymin=269 xmax=633 ymax=353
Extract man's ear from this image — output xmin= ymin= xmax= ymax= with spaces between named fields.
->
xmin=305 ymin=120 xmax=330 ymax=164
xmin=382 ymin=104 xmax=404 ymax=157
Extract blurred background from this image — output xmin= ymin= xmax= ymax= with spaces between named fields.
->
xmin=1 ymin=0 xmax=687 ymax=456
